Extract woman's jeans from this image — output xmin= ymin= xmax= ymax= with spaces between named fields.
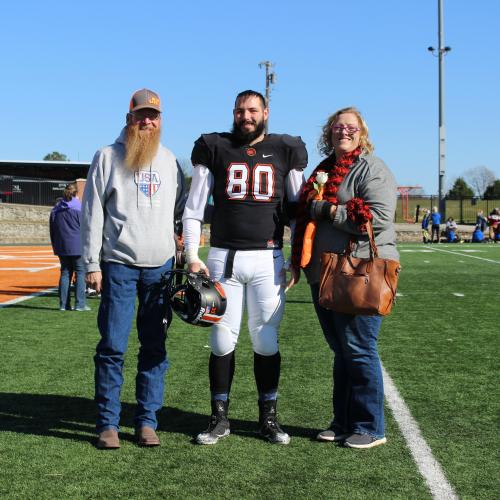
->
xmin=310 ymin=284 xmax=385 ymax=438
xmin=58 ymin=255 xmax=86 ymax=310
xmin=94 ymin=258 xmax=173 ymax=433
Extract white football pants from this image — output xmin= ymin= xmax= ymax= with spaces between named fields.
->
xmin=207 ymin=247 xmax=286 ymax=356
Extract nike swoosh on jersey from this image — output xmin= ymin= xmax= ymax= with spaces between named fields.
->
xmin=262 ymin=154 xmax=273 ymax=158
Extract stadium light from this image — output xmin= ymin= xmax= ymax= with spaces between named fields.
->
xmin=428 ymin=0 xmax=452 ymax=216
xmin=258 ymin=61 xmax=276 ymax=134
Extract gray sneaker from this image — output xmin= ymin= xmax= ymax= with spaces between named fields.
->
xmin=196 ymin=400 xmax=230 ymax=445
xmin=316 ymin=424 xmax=349 ymax=442
xmin=344 ymin=433 xmax=387 ymax=449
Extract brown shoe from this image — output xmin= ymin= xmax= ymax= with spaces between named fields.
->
xmin=136 ymin=426 xmax=160 ymax=447
xmin=96 ymin=429 xmax=120 ymax=449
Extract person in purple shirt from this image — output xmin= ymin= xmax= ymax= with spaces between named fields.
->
xmin=49 ymin=182 xmax=89 ymax=311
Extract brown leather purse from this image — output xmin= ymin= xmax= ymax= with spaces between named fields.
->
xmin=318 ymin=221 xmax=401 ymax=316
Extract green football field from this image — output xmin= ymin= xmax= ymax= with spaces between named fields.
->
xmin=0 ymin=243 xmax=498 ymax=499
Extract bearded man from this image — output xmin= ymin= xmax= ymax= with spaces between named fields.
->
xmin=81 ymin=88 xmax=186 ymax=449
xmin=182 ymin=90 xmax=307 ymax=445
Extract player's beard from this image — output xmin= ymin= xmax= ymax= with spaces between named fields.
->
xmin=231 ymin=118 xmax=266 ymax=145
xmin=124 ymin=124 xmax=161 ymax=169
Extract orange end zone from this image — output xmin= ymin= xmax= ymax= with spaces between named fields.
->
xmin=0 ymin=246 xmax=60 ymax=305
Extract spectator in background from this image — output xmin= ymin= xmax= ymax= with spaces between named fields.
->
xmin=476 ymin=210 xmax=488 ymax=233
xmin=471 ymin=225 xmax=485 ymax=243
xmin=421 ymin=208 xmax=430 ymax=243
xmin=487 ymin=208 xmax=500 ymax=242
xmin=49 ymin=182 xmax=89 ymax=311
xmin=445 ymin=217 xmax=458 ymax=242
xmin=430 ymin=206 xmax=442 ymax=243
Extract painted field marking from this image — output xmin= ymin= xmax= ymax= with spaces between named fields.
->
xmin=431 ymin=246 xmax=500 ymax=264
xmin=0 ymin=255 xmax=57 ymax=261
xmin=0 ymin=288 xmax=57 ymax=308
xmin=1 ymin=265 xmax=60 ymax=272
xmin=383 ymin=366 xmax=458 ymax=500
xmin=0 ymin=246 xmax=60 ymax=304
xmin=453 ymin=293 xmax=465 ymax=297
xmin=399 ymin=249 xmax=434 ymax=253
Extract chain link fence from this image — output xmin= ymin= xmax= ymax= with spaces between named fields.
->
xmin=396 ymin=195 xmax=500 ymax=224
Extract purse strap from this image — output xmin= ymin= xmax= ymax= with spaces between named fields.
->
xmin=366 ymin=220 xmax=379 ymax=258
xmin=345 ymin=220 xmax=379 ymax=259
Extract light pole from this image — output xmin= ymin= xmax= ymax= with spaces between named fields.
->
xmin=428 ymin=0 xmax=451 ymax=216
xmin=258 ymin=61 xmax=276 ymax=133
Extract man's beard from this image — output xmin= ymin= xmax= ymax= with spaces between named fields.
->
xmin=124 ymin=124 xmax=161 ymax=169
xmin=231 ymin=118 xmax=266 ymax=145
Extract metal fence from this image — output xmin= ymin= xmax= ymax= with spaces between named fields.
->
xmin=0 ymin=176 xmax=67 ymax=206
xmin=2 ymin=175 xmax=499 ymax=224
xmin=396 ymin=195 xmax=500 ymax=224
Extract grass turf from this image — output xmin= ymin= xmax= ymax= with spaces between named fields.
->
xmin=0 ymin=243 xmax=498 ymax=498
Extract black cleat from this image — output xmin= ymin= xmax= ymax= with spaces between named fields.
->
xmin=196 ymin=400 xmax=230 ymax=445
xmin=258 ymin=400 xmax=290 ymax=445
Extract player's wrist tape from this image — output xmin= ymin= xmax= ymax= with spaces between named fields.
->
xmin=185 ymin=248 xmax=203 ymax=265
xmin=186 ymin=249 xmax=207 ymax=269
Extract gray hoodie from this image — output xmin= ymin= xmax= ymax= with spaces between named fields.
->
xmin=81 ymin=129 xmax=178 ymax=273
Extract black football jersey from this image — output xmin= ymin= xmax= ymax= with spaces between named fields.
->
xmin=191 ymin=133 xmax=307 ymax=250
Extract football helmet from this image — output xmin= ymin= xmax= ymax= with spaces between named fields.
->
xmin=163 ymin=270 xmax=227 ymax=327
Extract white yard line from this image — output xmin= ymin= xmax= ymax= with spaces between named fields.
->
xmin=0 ymin=288 xmax=57 ymax=307
xmin=383 ymin=365 xmax=459 ymax=500
xmin=1 ymin=265 xmax=60 ymax=272
xmin=421 ymin=246 xmax=500 ymax=264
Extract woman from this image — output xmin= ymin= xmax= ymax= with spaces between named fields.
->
xmin=476 ymin=210 xmax=487 ymax=233
xmin=445 ymin=217 xmax=458 ymax=242
xmin=421 ymin=208 xmax=431 ymax=243
xmin=487 ymin=208 xmax=500 ymax=242
xmin=49 ymin=182 xmax=89 ymax=311
xmin=290 ymin=107 xmax=399 ymax=449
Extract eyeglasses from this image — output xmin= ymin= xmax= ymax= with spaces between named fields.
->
xmin=131 ymin=110 xmax=161 ymax=122
xmin=331 ymin=125 xmax=360 ymax=134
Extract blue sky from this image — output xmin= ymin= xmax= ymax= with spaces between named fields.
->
xmin=1 ymin=0 xmax=498 ymax=194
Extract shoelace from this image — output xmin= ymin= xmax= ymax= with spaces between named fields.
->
xmin=264 ymin=417 xmax=282 ymax=431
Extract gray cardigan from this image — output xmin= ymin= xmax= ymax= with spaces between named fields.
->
xmin=304 ymin=152 xmax=399 ymax=285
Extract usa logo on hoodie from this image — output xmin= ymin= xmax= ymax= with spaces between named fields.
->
xmin=135 ymin=171 xmax=161 ymax=197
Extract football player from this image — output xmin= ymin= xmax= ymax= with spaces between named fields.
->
xmin=182 ymin=90 xmax=307 ymax=445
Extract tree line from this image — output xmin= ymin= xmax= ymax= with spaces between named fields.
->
xmin=447 ymin=166 xmax=499 ymax=199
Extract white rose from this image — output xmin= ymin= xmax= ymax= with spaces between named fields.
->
xmin=316 ymin=171 xmax=328 ymax=185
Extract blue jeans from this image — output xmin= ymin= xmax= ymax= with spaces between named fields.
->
xmin=94 ymin=258 xmax=173 ymax=433
xmin=310 ymin=284 xmax=385 ymax=438
xmin=58 ymin=255 xmax=86 ymax=310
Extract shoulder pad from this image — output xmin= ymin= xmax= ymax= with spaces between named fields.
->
xmin=280 ymin=134 xmax=306 ymax=149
